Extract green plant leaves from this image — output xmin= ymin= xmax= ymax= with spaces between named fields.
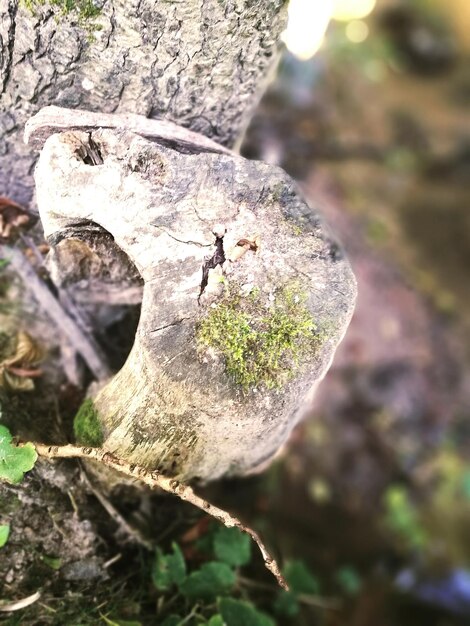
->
xmin=0 ymin=424 xmax=37 ymax=484
xmin=219 ymin=598 xmax=275 ymax=626
xmin=335 ymin=566 xmax=362 ymax=596
xmin=273 ymin=591 xmax=299 ymax=617
xmin=152 ymin=543 xmax=186 ymax=591
xmin=383 ymin=485 xmax=427 ymax=549
xmin=180 ymin=562 xmax=236 ymax=601
xmin=0 ymin=524 xmax=10 ymax=548
xmin=274 ymin=560 xmax=320 ymax=617
xmin=150 ymin=533 xmax=274 ymax=624
xmin=213 ymin=526 xmax=251 ymax=567
xmin=283 ymin=560 xmax=319 ymax=594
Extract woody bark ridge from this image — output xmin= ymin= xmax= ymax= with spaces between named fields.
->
xmin=31 ymin=109 xmax=357 ymax=483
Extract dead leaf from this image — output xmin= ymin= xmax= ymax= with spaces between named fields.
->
xmin=0 ymin=331 xmax=45 ymax=392
xmin=3 ymin=331 xmax=45 ymax=367
xmin=2 ymin=370 xmax=35 ymax=392
xmin=0 ymin=196 xmax=37 ymax=244
xmin=227 ymin=234 xmax=261 ymax=262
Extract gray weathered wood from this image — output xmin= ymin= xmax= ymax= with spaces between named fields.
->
xmin=25 ymin=105 xmax=233 ymax=154
xmin=35 ymin=128 xmax=357 ymax=481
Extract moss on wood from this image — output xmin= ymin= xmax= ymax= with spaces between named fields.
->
xmin=197 ymin=284 xmax=320 ymax=390
xmin=22 ymin=0 xmax=101 ymax=23
xmin=73 ymin=398 xmax=103 ymax=446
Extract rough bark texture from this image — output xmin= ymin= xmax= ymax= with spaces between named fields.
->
xmin=0 ymin=0 xmax=287 ymax=207
xmin=35 ymin=126 xmax=357 ymax=481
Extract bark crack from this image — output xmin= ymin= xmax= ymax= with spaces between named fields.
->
xmin=156 ymin=227 xmax=212 ymax=249
xmin=1 ymin=0 xmax=18 ymax=95
xmin=150 ymin=317 xmax=190 ymax=334
xmin=198 ymin=229 xmax=226 ymax=302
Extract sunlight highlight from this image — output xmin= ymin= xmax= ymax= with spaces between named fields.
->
xmin=283 ymin=0 xmax=376 ymax=60
xmin=282 ymin=0 xmax=334 ymax=61
xmin=332 ymin=0 xmax=377 ymax=21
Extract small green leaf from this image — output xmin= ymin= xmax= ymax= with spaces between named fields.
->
xmin=194 ymin=522 xmax=218 ymax=554
xmin=42 ymin=555 xmax=62 ymax=570
xmin=151 ymin=543 xmax=186 ymax=591
xmin=208 ymin=616 xmax=224 ymax=626
xmin=335 ymin=566 xmax=362 ymax=596
xmin=0 ymin=524 xmax=10 ymax=548
xmin=283 ymin=560 xmax=319 ymax=595
xmin=0 ymin=425 xmax=37 ymax=484
xmin=219 ymin=598 xmax=276 ymax=626
xmin=180 ymin=561 xmax=236 ymax=601
xmin=213 ymin=526 xmax=251 ymax=567
xmin=273 ymin=590 xmax=299 ymax=617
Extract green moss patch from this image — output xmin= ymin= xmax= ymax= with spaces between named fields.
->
xmin=22 ymin=0 xmax=101 ymax=23
xmin=73 ymin=398 xmax=103 ymax=446
xmin=197 ymin=285 xmax=320 ymax=390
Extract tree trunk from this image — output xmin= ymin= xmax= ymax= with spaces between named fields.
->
xmin=0 ymin=0 xmax=287 ymax=207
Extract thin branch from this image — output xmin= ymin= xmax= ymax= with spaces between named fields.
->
xmin=79 ymin=464 xmax=154 ymax=551
xmin=238 ymin=576 xmax=341 ymax=610
xmin=32 ymin=442 xmax=288 ymax=590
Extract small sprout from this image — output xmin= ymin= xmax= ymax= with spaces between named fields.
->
xmin=152 ymin=543 xmax=186 ymax=591
xmin=0 ymin=524 xmax=10 ymax=548
xmin=41 ymin=555 xmax=62 ymax=570
xmin=335 ymin=566 xmax=362 ymax=596
xmin=218 ymin=598 xmax=275 ymax=626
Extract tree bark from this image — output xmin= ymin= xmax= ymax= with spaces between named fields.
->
xmin=0 ymin=0 xmax=287 ymax=207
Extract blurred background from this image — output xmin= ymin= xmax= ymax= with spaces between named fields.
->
xmin=238 ymin=0 xmax=470 ymax=623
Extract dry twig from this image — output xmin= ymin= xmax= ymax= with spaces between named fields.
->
xmin=79 ymin=464 xmax=154 ymax=551
xmin=32 ymin=442 xmax=288 ymax=590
